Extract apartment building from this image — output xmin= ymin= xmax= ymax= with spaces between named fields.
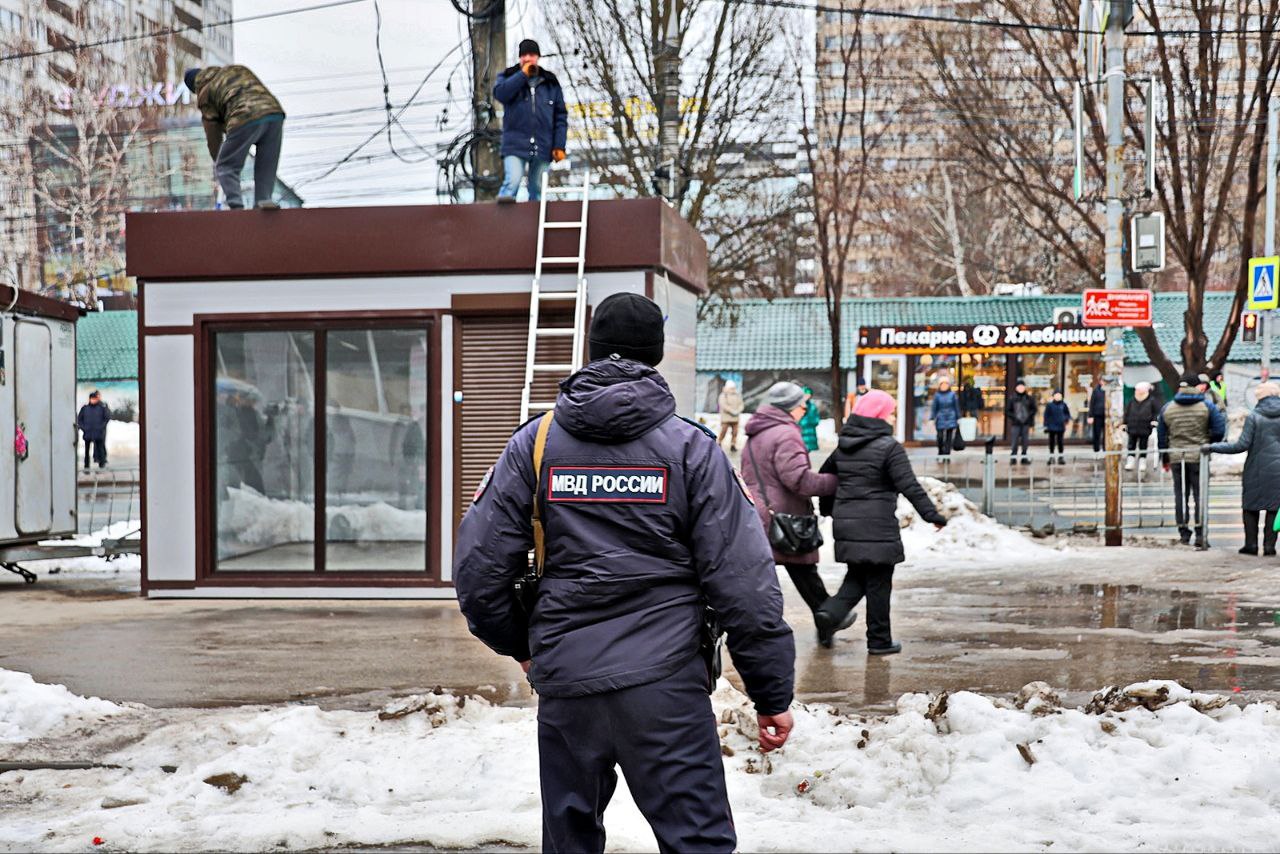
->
xmin=0 ymin=0 xmax=233 ymax=293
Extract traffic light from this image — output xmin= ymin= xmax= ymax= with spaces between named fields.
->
xmin=1243 ymin=312 xmax=1259 ymax=343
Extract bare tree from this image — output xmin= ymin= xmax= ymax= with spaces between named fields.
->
xmin=794 ymin=0 xmax=897 ymax=412
xmin=920 ymin=0 xmax=1280 ymax=386
xmin=545 ymin=0 xmax=806 ymax=299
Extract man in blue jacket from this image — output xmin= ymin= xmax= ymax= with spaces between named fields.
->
xmin=76 ymin=390 xmax=111 ymax=471
xmin=454 ymin=293 xmax=795 ymax=854
xmin=493 ymin=38 xmax=568 ymax=204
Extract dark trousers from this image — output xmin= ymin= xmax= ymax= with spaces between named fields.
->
xmin=815 ymin=563 xmax=895 ymax=648
xmin=1009 ymin=424 xmax=1030 ymax=457
xmin=783 ymin=563 xmax=829 ymax=617
xmin=1171 ymin=461 xmax=1202 ymax=541
xmin=1243 ymin=509 xmax=1279 ymax=553
xmin=216 ymin=116 xmax=284 ymax=208
xmin=83 ymin=438 xmax=106 ymax=469
xmin=936 ymin=427 xmax=956 ymax=456
xmin=1046 ymin=431 xmax=1064 ymax=455
xmin=1128 ymin=433 xmax=1151 ymax=454
xmin=1091 ymin=419 xmax=1105 ymax=452
xmin=537 ymin=655 xmax=735 ymax=854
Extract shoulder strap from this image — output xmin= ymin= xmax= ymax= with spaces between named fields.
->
xmin=531 ymin=411 xmax=554 ymax=577
xmin=743 ymin=439 xmax=775 ymax=514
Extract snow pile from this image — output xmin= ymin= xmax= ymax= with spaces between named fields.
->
xmin=898 ymin=477 xmax=1060 ymax=563
xmin=0 ymin=670 xmax=123 ymax=744
xmin=219 ymin=486 xmax=427 ymax=550
xmin=24 ymin=520 xmax=141 ymax=576
xmin=105 ymin=421 xmax=140 ymax=467
xmin=3 ymin=671 xmax=1280 ymax=852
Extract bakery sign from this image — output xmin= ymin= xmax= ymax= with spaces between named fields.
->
xmin=857 ymin=323 xmax=1108 ymax=354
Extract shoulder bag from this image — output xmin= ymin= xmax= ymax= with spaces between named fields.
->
xmin=745 ymin=436 xmax=824 ymax=555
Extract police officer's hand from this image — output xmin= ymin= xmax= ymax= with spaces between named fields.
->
xmin=519 ymin=660 xmax=531 ymax=674
xmin=757 ymin=711 xmax=793 ymax=752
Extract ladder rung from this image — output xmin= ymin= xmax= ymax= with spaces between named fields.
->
xmin=543 ymin=186 xmax=585 ymax=196
xmin=527 ymin=401 xmax=557 ymax=410
xmin=533 ymin=364 xmax=574 ymax=372
xmin=536 ymin=328 xmax=575 ymax=337
xmin=540 ymin=256 xmax=582 ymax=265
xmin=539 ymin=292 xmax=577 ymax=301
xmin=543 ymin=221 xmax=584 ymax=229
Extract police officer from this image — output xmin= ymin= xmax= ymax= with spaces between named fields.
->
xmin=455 ymin=293 xmax=796 ymax=854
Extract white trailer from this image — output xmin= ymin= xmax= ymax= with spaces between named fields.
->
xmin=0 ymin=286 xmax=81 ymax=582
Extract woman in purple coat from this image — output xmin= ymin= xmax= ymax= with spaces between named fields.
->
xmin=742 ymin=382 xmax=842 ymax=645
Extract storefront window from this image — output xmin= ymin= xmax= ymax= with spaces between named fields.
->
xmin=1064 ymin=353 xmax=1104 ymax=439
xmin=325 ymin=329 xmax=429 ymax=571
xmin=212 ymin=324 xmax=431 ymax=574
xmin=1017 ymin=354 xmax=1063 ymax=420
xmin=962 ymin=353 xmax=1007 ymax=438
xmin=214 ymin=331 xmax=317 ymax=572
xmin=912 ymin=354 xmax=960 ymax=441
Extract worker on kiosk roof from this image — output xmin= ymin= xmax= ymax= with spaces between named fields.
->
xmin=492 ymin=38 xmax=568 ymax=205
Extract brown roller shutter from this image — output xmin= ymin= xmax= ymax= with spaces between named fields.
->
xmin=455 ymin=312 xmax=572 ymax=526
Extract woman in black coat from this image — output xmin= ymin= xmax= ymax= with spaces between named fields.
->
xmin=817 ymin=389 xmax=946 ymax=655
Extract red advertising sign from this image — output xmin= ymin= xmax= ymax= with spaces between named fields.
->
xmin=1081 ymin=289 xmax=1154 ymax=327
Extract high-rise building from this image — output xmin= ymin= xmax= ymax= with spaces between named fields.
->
xmin=0 ymin=0 xmax=236 ymax=295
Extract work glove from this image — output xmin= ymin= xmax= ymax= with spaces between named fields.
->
xmin=521 ymin=60 xmax=537 ymax=76
xmin=551 ymin=148 xmax=566 ymax=162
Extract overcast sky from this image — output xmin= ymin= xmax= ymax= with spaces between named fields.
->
xmin=232 ymin=0 xmax=545 ymax=207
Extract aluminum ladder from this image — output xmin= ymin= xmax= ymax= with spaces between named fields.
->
xmin=519 ymin=170 xmax=592 ymax=423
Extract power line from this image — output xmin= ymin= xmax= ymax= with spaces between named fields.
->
xmin=0 ymin=0 xmax=367 ymax=64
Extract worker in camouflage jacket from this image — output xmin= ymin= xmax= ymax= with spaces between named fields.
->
xmin=185 ymin=66 xmax=285 ymax=210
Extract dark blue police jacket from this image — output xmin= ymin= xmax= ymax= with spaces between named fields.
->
xmin=454 ymin=358 xmax=795 ymax=715
xmin=492 ymin=64 xmax=568 ymax=162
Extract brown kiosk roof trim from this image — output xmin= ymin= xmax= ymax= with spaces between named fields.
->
xmin=0 ymin=284 xmax=83 ymax=322
xmin=125 ymin=198 xmax=708 ymax=293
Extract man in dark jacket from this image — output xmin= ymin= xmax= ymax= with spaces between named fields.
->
xmin=818 ymin=389 xmax=946 ymax=655
xmin=454 ymin=293 xmax=794 ymax=854
xmin=493 ymin=39 xmax=568 ymax=204
xmin=185 ymin=66 xmax=284 ymax=209
xmin=1158 ymin=373 xmax=1227 ymax=546
xmin=1006 ymin=380 xmax=1037 ymax=464
xmin=959 ymin=380 xmax=984 ymax=418
xmin=77 ymin=390 xmax=110 ymax=470
xmin=1042 ymin=390 xmax=1070 ymax=465
xmin=1086 ymin=378 xmax=1107 ymax=452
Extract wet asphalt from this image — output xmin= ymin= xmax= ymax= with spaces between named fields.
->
xmin=2 ymin=543 xmax=1277 ymax=713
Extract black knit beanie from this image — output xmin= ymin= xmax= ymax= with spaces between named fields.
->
xmin=588 ymin=293 xmax=664 ymax=367
xmin=518 ymin=39 xmax=541 ymax=56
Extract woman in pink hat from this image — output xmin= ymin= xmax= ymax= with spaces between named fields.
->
xmin=817 ymin=389 xmax=946 ymax=654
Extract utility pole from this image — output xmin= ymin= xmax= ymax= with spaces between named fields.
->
xmin=1102 ymin=0 xmax=1128 ymax=547
xmin=654 ymin=1 xmax=681 ymax=201
xmin=468 ymin=0 xmax=506 ymax=201
xmin=1264 ymin=96 xmax=1278 ymax=376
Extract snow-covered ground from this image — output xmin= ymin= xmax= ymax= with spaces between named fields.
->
xmin=104 ymin=421 xmax=139 ymax=467
xmin=2 ymin=669 xmax=1278 ymax=852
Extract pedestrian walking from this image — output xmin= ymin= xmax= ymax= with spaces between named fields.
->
xmin=742 ymin=382 xmax=839 ymax=646
xmin=846 ymin=377 xmax=870 ymax=419
xmin=1210 ymin=372 xmax=1228 ymax=408
xmin=493 ymin=39 xmax=568 ymax=204
xmin=1086 ymin=377 xmax=1107 ymax=452
xmin=717 ymin=379 xmax=744 ymax=451
xmin=1206 ymin=382 xmax=1280 ymax=556
xmin=799 ymin=387 xmax=821 ymax=453
xmin=930 ymin=378 xmax=961 ymax=459
xmin=816 ymin=389 xmax=947 ymax=655
xmin=1158 ymin=372 xmax=1226 ymax=547
xmin=185 ymin=66 xmax=285 ymax=210
xmin=1123 ymin=382 xmax=1159 ymax=471
xmin=1006 ymin=380 xmax=1036 ymax=464
xmin=454 ymin=293 xmax=794 ymax=854
xmin=1042 ymin=390 xmax=1070 ymax=465
xmin=76 ymin=390 xmax=110 ymax=471
xmin=959 ymin=380 xmax=984 ymax=418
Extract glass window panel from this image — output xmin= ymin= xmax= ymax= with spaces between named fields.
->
xmin=912 ymin=355 xmax=959 ymax=441
xmin=325 ymin=328 xmax=429 ymax=571
xmin=215 ymin=331 xmax=316 ymax=572
xmin=961 ymin=354 xmax=1007 ymax=438
xmin=1064 ymin=353 xmax=1104 ymax=439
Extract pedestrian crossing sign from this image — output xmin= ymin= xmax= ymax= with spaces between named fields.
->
xmin=1248 ymin=256 xmax=1280 ymax=310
